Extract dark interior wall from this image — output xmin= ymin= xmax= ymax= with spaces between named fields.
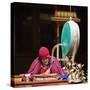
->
xmin=11 ymin=2 xmax=88 ymax=74
xmin=75 ymin=7 xmax=88 ymax=73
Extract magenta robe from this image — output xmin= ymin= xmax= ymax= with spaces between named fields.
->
xmin=27 ymin=56 xmax=64 ymax=75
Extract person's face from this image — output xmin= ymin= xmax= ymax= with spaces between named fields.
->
xmin=41 ymin=58 xmax=49 ymax=66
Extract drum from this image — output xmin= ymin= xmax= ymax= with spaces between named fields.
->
xmin=61 ymin=19 xmax=80 ymax=58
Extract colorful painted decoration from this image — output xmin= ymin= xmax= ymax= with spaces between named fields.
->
xmin=67 ymin=63 xmax=86 ymax=83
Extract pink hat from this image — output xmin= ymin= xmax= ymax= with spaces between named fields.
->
xmin=39 ymin=47 xmax=50 ymax=59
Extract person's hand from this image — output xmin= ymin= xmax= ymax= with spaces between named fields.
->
xmin=22 ymin=74 xmax=31 ymax=81
xmin=22 ymin=74 xmax=26 ymax=81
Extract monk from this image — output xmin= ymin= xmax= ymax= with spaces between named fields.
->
xmin=22 ymin=47 xmax=65 ymax=81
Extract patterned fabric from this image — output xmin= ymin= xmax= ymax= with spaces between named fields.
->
xmin=27 ymin=56 xmax=63 ymax=75
xmin=40 ymin=65 xmax=50 ymax=74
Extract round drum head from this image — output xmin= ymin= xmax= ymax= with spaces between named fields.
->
xmin=61 ymin=20 xmax=80 ymax=57
xmin=61 ymin=22 xmax=72 ymax=57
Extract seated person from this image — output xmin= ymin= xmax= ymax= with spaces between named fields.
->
xmin=22 ymin=46 xmax=64 ymax=81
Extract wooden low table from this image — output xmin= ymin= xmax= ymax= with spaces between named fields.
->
xmin=11 ymin=74 xmax=68 ymax=87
